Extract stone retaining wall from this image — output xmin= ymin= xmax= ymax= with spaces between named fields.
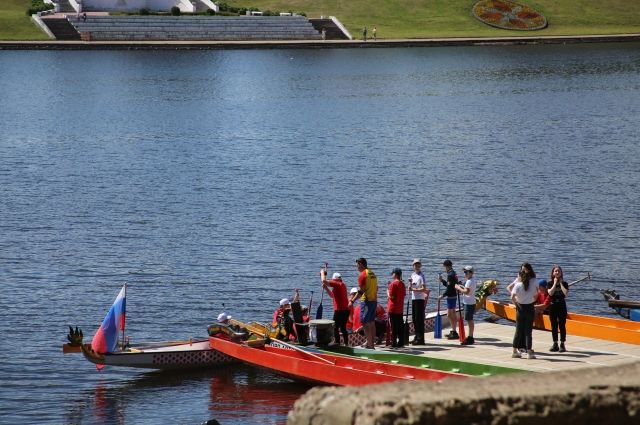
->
xmin=288 ymin=361 xmax=640 ymax=425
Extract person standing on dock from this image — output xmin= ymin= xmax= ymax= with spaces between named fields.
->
xmin=387 ymin=268 xmax=406 ymax=348
xmin=409 ymin=258 xmax=428 ymax=345
xmin=321 ymin=269 xmax=350 ymax=345
xmin=362 ymin=26 xmax=367 ymax=42
xmin=438 ymin=259 xmax=460 ymax=340
xmin=548 ymin=265 xmax=569 ymax=352
xmin=372 ymin=26 xmax=377 ymax=41
xmin=509 ymin=263 xmax=538 ymax=359
xmin=350 ymin=257 xmax=378 ymax=349
xmin=456 ymin=266 xmax=477 ymax=345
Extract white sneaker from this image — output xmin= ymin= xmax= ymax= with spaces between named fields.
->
xmin=527 ymin=351 xmax=536 ymax=359
xmin=511 ymin=351 xmax=522 ymax=358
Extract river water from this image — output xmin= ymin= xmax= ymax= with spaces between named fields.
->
xmin=1 ymin=43 xmax=639 ymax=424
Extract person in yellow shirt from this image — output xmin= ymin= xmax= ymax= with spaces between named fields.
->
xmin=349 ymin=257 xmax=378 ymax=349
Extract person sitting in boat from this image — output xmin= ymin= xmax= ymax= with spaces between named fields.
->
xmin=374 ymin=303 xmax=388 ymax=344
xmin=272 ymin=298 xmax=296 ymax=340
xmin=217 ymin=312 xmax=232 ymax=324
xmin=534 ymin=279 xmax=550 ymax=315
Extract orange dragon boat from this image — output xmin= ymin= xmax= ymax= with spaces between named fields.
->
xmin=484 ymin=299 xmax=640 ymax=345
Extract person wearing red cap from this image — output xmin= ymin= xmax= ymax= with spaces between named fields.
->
xmin=321 ymin=268 xmax=350 ymax=345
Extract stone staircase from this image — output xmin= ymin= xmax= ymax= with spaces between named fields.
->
xmin=57 ymin=0 xmax=76 ymax=13
xmin=309 ymin=18 xmax=349 ymax=40
xmin=68 ymin=16 xmax=322 ymax=41
xmin=43 ymin=18 xmax=80 ymax=40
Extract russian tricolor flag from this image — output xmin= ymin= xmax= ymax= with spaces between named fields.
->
xmin=91 ymin=284 xmax=126 ymax=366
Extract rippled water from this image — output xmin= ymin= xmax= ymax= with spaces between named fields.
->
xmin=1 ymin=43 xmax=639 ymax=424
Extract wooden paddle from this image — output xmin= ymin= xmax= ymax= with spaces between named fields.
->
xmin=231 ymin=319 xmax=335 ymax=365
xmin=404 ymin=278 xmax=410 ymax=345
xmin=457 ymin=288 xmax=466 ymax=343
xmin=317 ymin=262 xmax=328 ymax=320
xmin=568 ymin=272 xmax=591 ymax=287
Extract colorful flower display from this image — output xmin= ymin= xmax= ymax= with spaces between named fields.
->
xmin=472 ymin=0 xmax=547 ymax=31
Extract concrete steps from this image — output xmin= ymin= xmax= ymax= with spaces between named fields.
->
xmin=43 ymin=18 xmax=80 ymax=40
xmin=68 ymin=16 xmax=322 ymax=41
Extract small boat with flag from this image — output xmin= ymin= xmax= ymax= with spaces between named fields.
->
xmin=208 ymin=323 xmax=468 ymax=386
xmin=63 ymin=284 xmax=233 ymax=370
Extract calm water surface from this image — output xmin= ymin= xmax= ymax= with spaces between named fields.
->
xmin=1 ymin=43 xmax=639 ymax=424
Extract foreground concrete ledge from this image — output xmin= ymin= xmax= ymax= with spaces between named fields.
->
xmin=1 ymin=33 xmax=640 ymax=50
xmin=287 ymin=361 xmax=640 ymax=425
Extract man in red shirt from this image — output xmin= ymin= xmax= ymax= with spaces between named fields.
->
xmin=387 ymin=268 xmax=406 ymax=348
xmin=321 ymin=269 xmax=350 ymax=345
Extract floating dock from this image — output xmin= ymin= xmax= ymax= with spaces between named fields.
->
xmin=385 ymin=321 xmax=640 ymax=373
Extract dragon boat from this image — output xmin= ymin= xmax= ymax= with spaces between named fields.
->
xmin=483 ymin=299 xmax=640 ymax=345
xmin=602 ymin=289 xmax=640 ymax=322
xmin=207 ymin=323 xmax=467 ymax=386
xmin=320 ymin=345 xmax=523 ymax=376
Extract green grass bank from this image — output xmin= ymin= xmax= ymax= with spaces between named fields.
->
xmin=1 ymin=0 xmax=49 ymax=40
xmin=2 ymin=0 xmax=640 ymax=40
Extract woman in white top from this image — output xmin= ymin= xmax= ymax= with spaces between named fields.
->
xmin=508 ymin=263 xmax=538 ymax=359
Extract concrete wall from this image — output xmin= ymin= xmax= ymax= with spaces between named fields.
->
xmin=288 ymin=361 xmax=640 ymax=425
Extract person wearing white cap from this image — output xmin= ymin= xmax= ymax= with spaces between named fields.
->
xmin=409 ymin=258 xmax=429 ymax=345
xmin=320 ymin=268 xmax=350 ymax=345
xmin=217 ymin=312 xmax=232 ymax=324
xmin=455 ymin=266 xmax=477 ymax=345
xmin=346 ymin=287 xmax=361 ymax=333
xmin=272 ymin=296 xmax=295 ymax=340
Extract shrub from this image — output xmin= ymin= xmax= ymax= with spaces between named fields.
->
xmin=139 ymin=8 xmax=150 ymax=15
xmin=206 ymin=8 xmax=216 ymax=15
xmin=170 ymin=6 xmax=181 ymax=16
xmin=263 ymin=10 xmax=271 ymax=16
xmin=217 ymin=2 xmax=228 ymax=12
xmin=296 ymin=11 xmax=306 ymax=17
xmin=26 ymin=0 xmax=54 ymax=16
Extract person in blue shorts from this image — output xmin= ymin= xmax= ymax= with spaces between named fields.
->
xmin=349 ymin=257 xmax=378 ymax=349
xmin=438 ymin=259 xmax=460 ymax=340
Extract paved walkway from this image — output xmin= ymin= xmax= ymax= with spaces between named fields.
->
xmin=388 ymin=321 xmax=640 ymax=373
xmin=2 ymin=33 xmax=640 ymax=49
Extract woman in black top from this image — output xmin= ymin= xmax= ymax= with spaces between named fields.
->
xmin=548 ymin=265 xmax=569 ymax=352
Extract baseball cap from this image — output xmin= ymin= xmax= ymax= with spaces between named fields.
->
xmin=332 ymin=272 xmax=342 ymax=280
xmin=350 ymin=287 xmax=359 ymax=294
xmin=279 ymin=298 xmax=290 ymax=306
xmin=463 ymin=265 xmax=474 ymax=273
xmin=538 ymin=279 xmax=548 ymax=288
xmin=391 ymin=267 xmax=402 ymax=276
xmin=217 ymin=312 xmax=231 ymax=322
xmin=412 ymin=258 xmax=421 ymax=265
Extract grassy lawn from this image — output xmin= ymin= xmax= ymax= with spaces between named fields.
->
xmin=0 ymin=0 xmax=49 ymax=40
xmin=226 ymin=0 xmax=640 ymax=39
xmin=1 ymin=0 xmax=639 ymax=40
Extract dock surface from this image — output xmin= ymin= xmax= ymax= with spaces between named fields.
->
xmin=387 ymin=321 xmax=640 ymax=373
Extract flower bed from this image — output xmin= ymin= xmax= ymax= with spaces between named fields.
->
xmin=472 ymin=0 xmax=547 ymax=31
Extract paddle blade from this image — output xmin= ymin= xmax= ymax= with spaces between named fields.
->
xmin=434 ymin=301 xmax=442 ymax=339
xmin=316 ymin=302 xmax=323 ymax=320
xmin=458 ymin=313 xmax=466 ymax=343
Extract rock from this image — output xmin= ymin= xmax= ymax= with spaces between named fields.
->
xmin=288 ymin=361 xmax=640 ymax=425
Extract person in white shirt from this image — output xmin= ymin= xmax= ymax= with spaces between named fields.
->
xmin=409 ymin=258 xmax=429 ymax=345
xmin=508 ymin=262 xmax=539 ymax=359
xmin=455 ymin=265 xmax=477 ymax=345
